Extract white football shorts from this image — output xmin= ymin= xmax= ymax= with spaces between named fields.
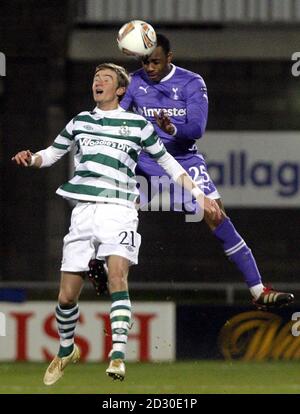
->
xmin=60 ymin=202 xmax=141 ymax=272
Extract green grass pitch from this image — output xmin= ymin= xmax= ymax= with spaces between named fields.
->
xmin=0 ymin=361 xmax=300 ymax=394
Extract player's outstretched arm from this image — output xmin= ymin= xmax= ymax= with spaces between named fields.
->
xmin=176 ymin=172 xmax=222 ymax=222
xmin=142 ymin=121 xmax=221 ymax=220
xmin=11 ymin=150 xmax=42 ymax=168
xmin=155 ymin=150 xmax=221 ymax=221
xmin=12 ymin=144 xmax=70 ymax=169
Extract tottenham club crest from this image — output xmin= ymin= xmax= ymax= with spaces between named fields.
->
xmin=172 ymin=87 xmax=179 ymax=100
xmin=119 ymin=123 xmax=130 ymax=136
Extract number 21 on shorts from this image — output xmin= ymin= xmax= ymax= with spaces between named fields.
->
xmin=119 ymin=231 xmax=136 ymax=247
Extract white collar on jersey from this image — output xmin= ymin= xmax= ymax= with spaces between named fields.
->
xmin=93 ymin=105 xmax=125 ymax=116
xmin=160 ymin=64 xmax=176 ymax=83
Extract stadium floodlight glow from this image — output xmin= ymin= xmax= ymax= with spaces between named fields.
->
xmin=0 ymin=52 xmax=6 ymax=77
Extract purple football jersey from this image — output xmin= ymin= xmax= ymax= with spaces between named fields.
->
xmin=121 ymin=64 xmax=218 ymax=207
xmin=121 ymin=64 xmax=208 ymax=158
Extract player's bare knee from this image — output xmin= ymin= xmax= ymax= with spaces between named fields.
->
xmin=58 ymin=291 xmax=77 ymax=308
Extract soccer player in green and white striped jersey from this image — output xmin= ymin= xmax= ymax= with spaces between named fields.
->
xmin=12 ymin=63 xmax=221 ymax=383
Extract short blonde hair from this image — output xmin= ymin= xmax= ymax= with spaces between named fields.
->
xmin=94 ymin=63 xmax=130 ymax=89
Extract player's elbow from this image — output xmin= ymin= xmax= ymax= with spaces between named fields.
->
xmin=176 ymin=121 xmax=206 ymax=140
xmin=198 ymin=125 xmax=205 ymax=138
xmin=192 ymin=124 xmax=205 ymax=140
xmin=188 ymin=118 xmax=207 ymax=139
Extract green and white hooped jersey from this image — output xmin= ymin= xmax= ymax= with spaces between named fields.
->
xmin=55 ymin=107 xmax=166 ymax=208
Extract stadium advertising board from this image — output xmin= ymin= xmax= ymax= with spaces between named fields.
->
xmin=0 ymin=302 xmax=175 ymax=362
xmin=177 ymin=305 xmax=300 ymax=360
xmin=198 ymin=132 xmax=300 ymax=207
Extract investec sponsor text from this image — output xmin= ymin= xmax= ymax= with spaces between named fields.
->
xmin=140 ymin=107 xmax=186 ymax=117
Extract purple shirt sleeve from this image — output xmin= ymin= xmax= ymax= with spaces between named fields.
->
xmin=174 ymin=78 xmax=208 ymax=140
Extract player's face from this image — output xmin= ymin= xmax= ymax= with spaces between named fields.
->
xmin=92 ymin=69 xmax=125 ymax=109
xmin=141 ymin=46 xmax=172 ymax=82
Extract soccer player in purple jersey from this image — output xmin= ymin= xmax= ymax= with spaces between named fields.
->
xmin=121 ymin=33 xmax=294 ymax=309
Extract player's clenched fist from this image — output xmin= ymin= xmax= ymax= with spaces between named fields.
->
xmin=12 ymin=150 xmax=41 ymax=167
xmin=11 ymin=150 xmax=32 ymax=167
xmin=203 ymin=198 xmax=222 ymax=222
xmin=154 ymin=111 xmax=175 ymax=136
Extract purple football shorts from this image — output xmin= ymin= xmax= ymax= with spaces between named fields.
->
xmin=136 ymin=153 xmax=220 ymax=213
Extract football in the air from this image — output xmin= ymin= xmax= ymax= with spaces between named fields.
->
xmin=117 ymin=20 xmax=157 ymax=57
